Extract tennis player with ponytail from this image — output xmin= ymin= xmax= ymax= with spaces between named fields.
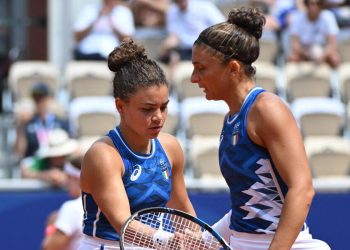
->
xmin=190 ymin=7 xmax=330 ymax=250
xmin=78 ymin=39 xmax=195 ymax=249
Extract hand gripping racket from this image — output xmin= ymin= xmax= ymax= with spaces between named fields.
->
xmin=120 ymin=207 xmax=231 ymax=250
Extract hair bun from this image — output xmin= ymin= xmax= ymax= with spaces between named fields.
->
xmin=108 ymin=39 xmax=147 ymax=72
xmin=228 ymin=7 xmax=266 ymax=40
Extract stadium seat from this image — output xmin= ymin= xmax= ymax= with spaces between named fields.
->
xmin=284 ymin=62 xmax=332 ymax=102
xmin=339 ymin=63 xmax=350 ymax=104
xmin=8 ymin=60 xmax=59 ymax=101
xmin=64 ymin=60 xmax=113 ymax=99
xmin=69 ymin=96 xmax=119 ymax=138
xmin=135 ymin=37 xmax=164 ymax=61
xmin=253 ymin=61 xmax=280 ymax=94
xmin=337 ymin=38 xmax=350 ymax=63
xmin=291 ymin=97 xmax=346 ymax=137
xmin=180 ymin=97 xmax=228 ymax=138
xmin=172 ymin=61 xmax=204 ymax=100
xmin=189 ymin=135 xmax=222 ymax=179
xmin=304 ymin=136 xmax=350 ymax=178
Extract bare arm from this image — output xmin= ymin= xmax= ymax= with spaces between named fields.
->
xmin=80 ymin=138 xmax=131 ymax=234
xmin=289 ymin=34 xmax=306 ymax=59
xmin=42 ymin=230 xmax=70 ymax=250
xmin=74 ymin=24 xmax=95 ymax=42
xmin=159 ymin=133 xmax=196 ymax=216
xmin=21 ymin=161 xmax=67 ymax=187
xmin=248 ymin=93 xmax=314 ymax=250
xmin=129 ymin=0 xmax=168 ymax=13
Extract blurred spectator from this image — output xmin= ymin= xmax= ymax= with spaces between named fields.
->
xmin=128 ymin=0 xmax=169 ymax=39
xmin=159 ymin=0 xmax=225 ymax=64
xmin=14 ymin=82 xmax=69 ymax=159
xmin=41 ymin=153 xmax=84 ymax=250
xmin=288 ymin=0 xmax=340 ymax=68
xmin=20 ymin=128 xmax=78 ymax=188
xmin=250 ymin=0 xmax=281 ymax=32
xmin=73 ymin=0 xmax=135 ymax=61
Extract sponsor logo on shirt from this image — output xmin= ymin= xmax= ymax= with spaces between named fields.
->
xmin=130 ymin=165 xmax=142 ymax=181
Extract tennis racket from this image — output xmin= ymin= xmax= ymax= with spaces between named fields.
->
xmin=120 ymin=207 xmax=231 ymax=250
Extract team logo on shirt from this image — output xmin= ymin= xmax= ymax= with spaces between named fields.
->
xmin=232 ymin=122 xmax=240 ymax=146
xmin=130 ymin=165 xmax=142 ymax=181
xmin=160 ymin=159 xmax=170 ymax=180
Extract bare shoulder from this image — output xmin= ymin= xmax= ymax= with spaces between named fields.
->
xmin=83 ymin=136 xmax=118 ymax=165
xmin=252 ymin=92 xmax=292 ymax=121
xmin=157 ymin=132 xmax=181 ymax=148
xmin=81 ymin=136 xmax=122 ymax=190
xmin=247 ymin=92 xmax=298 ymax=146
xmin=157 ymin=132 xmax=183 ymax=165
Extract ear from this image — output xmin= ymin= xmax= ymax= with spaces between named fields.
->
xmin=228 ymin=59 xmax=241 ymax=76
xmin=115 ymin=98 xmax=123 ymax=114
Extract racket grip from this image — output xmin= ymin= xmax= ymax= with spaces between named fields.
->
xmin=153 ymin=230 xmax=174 ymax=246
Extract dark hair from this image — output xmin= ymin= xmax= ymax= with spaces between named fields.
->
xmin=31 ymin=82 xmax=51 ymax=100
xmin=194 ymin=7 xmax=266 ymax=77
xmin=108 ymin=39 xmax=168 ymax=100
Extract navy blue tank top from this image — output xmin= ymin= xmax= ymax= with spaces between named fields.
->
xmin=82 ymin=127 xmax=172 ymax=240
xmin=219 ymin=87 xmax=289 ymax=234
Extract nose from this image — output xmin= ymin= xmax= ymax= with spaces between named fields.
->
xmin=191 ymin=71 xmax=199 ymax=84
xmin=152 ymin=109 xmax=163 ymax=123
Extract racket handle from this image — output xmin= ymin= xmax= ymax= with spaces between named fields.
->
xmin=153 ymin=230 xmax=174 ymax=246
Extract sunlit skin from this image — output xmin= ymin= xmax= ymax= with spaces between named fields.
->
xmin=80 ymin=83 xmax=195 ymax=236
xmin=191 ymin=44 xmax=315 ymax=250
xmin=191 ymin=45 xmax=255 ymax=115
xmin=116 ymin=84 xmax=169 ymax=154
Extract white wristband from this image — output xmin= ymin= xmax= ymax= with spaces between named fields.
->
xmin=152 ymin=230 xmax=174 ymax=246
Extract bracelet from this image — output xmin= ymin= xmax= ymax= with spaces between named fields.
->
xmin=152 ymin=230 xmax=174 ymax=246
xmin=45 ymin=224 xmax=57 ymax=236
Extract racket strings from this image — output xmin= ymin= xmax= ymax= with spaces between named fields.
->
xmin=123 ymin=212 xmax=225 ymax=249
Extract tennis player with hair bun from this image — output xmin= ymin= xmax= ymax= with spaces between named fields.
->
xmin=78 ymin=39 xmax=195 ymax=249
xmin=190 ymin=7 xmax=330 ymax=250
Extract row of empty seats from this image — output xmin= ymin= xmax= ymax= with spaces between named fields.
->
xmin=6 ymin=59 xmax=350 ymax=106
xmin=4 ymin=59 xmax=350 ymax=181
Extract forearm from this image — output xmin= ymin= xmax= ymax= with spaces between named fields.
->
xmin=269 ymin=187 xmax=314 ymax=250
xmin=142 ymin=0 xmax=168 ymax=13
xmin=111 ymin=27 xmax=129 ymax=42
xmin=74 ymin=24 xmax=94 ymax=42
xmin=290 ymin=36 xmax=303 ymax=55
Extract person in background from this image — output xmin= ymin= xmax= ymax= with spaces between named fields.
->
xmin=20 ymin=129 xmax=78 ymax=188
xmin=41 ymin=153 xmax=84 ymax=250
xmin=128 ymin=0 xmax=169 ymax=39
xmin=288 ymin=0 xmax=340 ymax=68
xmin=73 ymin=0 xmax=135 ymax=60
xmin=14 ymin=82 xmax=69 ymax=159
xmin=78 ymin=39 xmax=195 ymax=249
xmin=159 ymin=0 xmax=225 ymax=64
xmin=190 ymin=7 xmax=330 ymax=250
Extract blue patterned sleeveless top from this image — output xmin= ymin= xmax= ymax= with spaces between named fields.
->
xmin=219 ymin=87 xmax=289 ymax=234
xmin=82 ymin=127 xmax=172 ymax=240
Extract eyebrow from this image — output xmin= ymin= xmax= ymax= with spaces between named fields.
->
xmin=141 ymin=99 xmax=170 ymax=106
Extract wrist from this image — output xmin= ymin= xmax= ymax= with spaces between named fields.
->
xmin=153 ymin=230 xmax=174 ymax=246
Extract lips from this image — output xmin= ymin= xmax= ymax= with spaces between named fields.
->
xmin=149 ymin=126 xmax=162 ymax=133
